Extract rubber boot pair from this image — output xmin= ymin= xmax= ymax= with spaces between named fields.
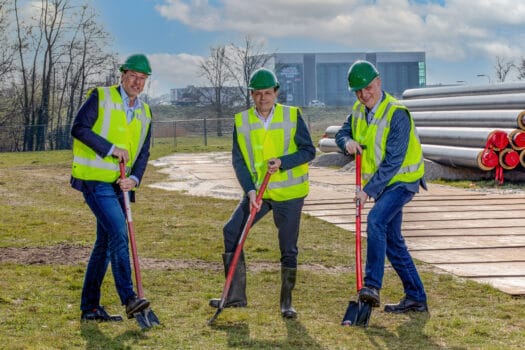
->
xmin=209 ymin=252 xmax=247 ymax=308
xmin=280 ymin=267 xmax=297 ymax=319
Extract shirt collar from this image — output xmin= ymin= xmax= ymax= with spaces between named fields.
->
xmin=254 ymin=105 xmax=275 ymax=121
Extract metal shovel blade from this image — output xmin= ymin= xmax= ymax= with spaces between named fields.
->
xmin=133 ymin=308 xmax=161 ymax=330
xmin=341 ymin=300 xmax=372 ymax=327
xmin=207 ymin=307 xmax=223 ymax=325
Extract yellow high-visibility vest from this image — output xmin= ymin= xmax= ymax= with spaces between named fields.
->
xmin=235 ymin=104 xmax=309 ymax=201
xmin=351 ymin=93 xmax=424 ymax=186
xmin=72 ymin=86 xmax=151 ymax=182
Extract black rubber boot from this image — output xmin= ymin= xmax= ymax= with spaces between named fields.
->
xmin=280 ymin=267 xmax=297 ymax=319
xmin=209 ymin=252 xmax=247 ymax=308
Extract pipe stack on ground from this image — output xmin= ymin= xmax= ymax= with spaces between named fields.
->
xmin=318 ymin=82 xmax=525 ymax=182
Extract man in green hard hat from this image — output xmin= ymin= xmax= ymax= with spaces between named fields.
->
xmin=335 ymin=60 xmax=429 ymax=316
xmin=209 ymin=67 xmax=315 ymax=319
xmin=71 ymin=53 xmax=154 ymax=322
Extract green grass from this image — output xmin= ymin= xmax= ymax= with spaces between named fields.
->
xmin=1 ymin=148 xmax=524 ymax=349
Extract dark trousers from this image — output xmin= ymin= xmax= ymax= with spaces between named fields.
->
xmin=223 ymin=196 xmax=305 ymax=268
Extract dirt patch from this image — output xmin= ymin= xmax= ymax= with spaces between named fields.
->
xmin=0 ymin=244 xmax=358 ymax=274
xmin=0 ymin=244 xmax=91 ymax=265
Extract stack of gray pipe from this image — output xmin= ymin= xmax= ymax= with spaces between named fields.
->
xmin=318 ymin=82 xmax=525 ymax=177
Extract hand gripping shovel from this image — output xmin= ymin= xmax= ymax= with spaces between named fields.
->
xmin=119 ymin=163 xmax=161 ymax=330
xmin=208 ymin=170 xmax=272 ymax=325
xmin=341 ymin=147 xmax=372 ymax=327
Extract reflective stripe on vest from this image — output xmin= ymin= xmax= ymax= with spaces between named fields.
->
xmin=72 ymin=86 xmax=151 ymax=182
xmin=235 ymin=104 xmax=309 ymax=201
xmin=351 ymin=93 xmax=424 ymax=186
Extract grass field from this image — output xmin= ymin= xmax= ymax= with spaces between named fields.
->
xmin=1 ymin=146 xmax=524 ymax=349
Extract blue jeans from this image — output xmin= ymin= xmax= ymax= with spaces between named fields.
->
xmin=223 ymin=196 xmax=304 ymax=268
xmin=80 ymin=183 xmax=135 ymax=311
xmin=364 ymin=186 xmax=427 ymax=302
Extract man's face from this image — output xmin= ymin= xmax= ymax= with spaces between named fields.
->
xmin=355 ymin=77 xmax=382 ymax=109
xmin=121 ymin=70 xmax=148 ymax=100
xmin=251 ymin=87 xmax=278 ymax=116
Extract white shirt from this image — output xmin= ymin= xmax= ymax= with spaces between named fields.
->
xmin=254 ymin=105 xmax=275 ymax=130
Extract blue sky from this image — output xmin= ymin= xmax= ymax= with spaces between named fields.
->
xmin=91 ymin=0 xmax=525 ymax=97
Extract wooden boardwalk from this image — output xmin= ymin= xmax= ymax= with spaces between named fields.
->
xmin=151 ymin=153 xmax=525 ymax=295
xmin=306 ymin=167 xmax=525 ymax=296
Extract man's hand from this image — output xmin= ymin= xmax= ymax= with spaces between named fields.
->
xmin=112 ymin=147 xmax=129 ymax=164
xmin=267 ymin=158 xmax=280 ymax=174
xmin=355 ymin=190 xmax=368 ymax=208
xmin=117 ymin=177 xmax=137 ymax=192
xmin=344 ymin=140 xmax=364 ymax=155
xmin=247 ymin=190 xmax=261 ymax=212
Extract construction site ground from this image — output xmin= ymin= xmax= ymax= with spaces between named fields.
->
xmin=150 ymin=152 xmax=525 ymax=296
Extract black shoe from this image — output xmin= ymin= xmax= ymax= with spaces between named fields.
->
xmin=358 ymin=286 xmax=380 ymax=307
xmin=126 ymin=296 xmax=150 ymax=319
xmin=209 ymin=298 xmax=247 ymax=308
xmin=384 ymin=297 xmax=428 ymax=314
xmin=81 ymin=306 xmax=123 ymax=322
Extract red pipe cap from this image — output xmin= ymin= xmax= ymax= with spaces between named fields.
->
xmin=489 ymin=131 xmax=509 ymax=149
xmin=503 ymin=150 xmax=520 ymax=167
xmin=481 ymin=150 xmax=499 ymax=168
xmin=512 ymin=131 xmax=525 ymax=148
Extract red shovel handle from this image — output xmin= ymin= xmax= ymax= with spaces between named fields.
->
xmin=119 ymin=162 xmax=144 ymax=298
xmin=217 ymin=170 xmax=272 ymax=310
xmin=355 ymin=149 xmax=363 ymax=292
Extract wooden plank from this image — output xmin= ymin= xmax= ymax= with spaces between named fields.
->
xmin=433 ymin=262 xmax=525 ymax=278
xmin=305 ymin=203 xmax=525 ymax=212
xmin=471 ymin=277 xmax=525 ymax=295
xmin=406 ymin=235 xmax=525 ymax=250
xmin=304 ymin=208 xmax=525 ymax=220
xmin=333 ymin=224 xmax=525 ymax=237
xmin=411 ymin=247 xmax=525 ymax=263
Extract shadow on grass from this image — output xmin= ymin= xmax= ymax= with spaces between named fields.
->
xmin=366 ymin=312 xmax=464 ymax=350
xmin=212 ymin=319 xmax=323 ymax=349
xmin=80 ymin=322 xmax=148 ymax=350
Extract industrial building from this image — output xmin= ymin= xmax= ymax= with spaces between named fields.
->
xmin=269 ymin=51 xmax=426 ymax=106
xmin=170 ymin=51 xmax=426 ymax=107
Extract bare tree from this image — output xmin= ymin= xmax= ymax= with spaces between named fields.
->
xmin=0 ymin=0 xmax=14 ymax=82
xmin=9 ymin=0 xmax=114 ymax=151
xmin=493 ymin=56 xmax=515 ymax=83
xmin=198 ymin=45 xmax=233 ymax=136
xmin=13 ymin=0 xmax=43 ymax=151
xmin=226 ymin=35 xmax=273 ymax=109
xmin=517 ymin=58 xmax=525 ymax=80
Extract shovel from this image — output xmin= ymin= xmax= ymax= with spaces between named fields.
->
xmin=208 ymin=169 xmax=272 ymax=325
xmin=342 ymin=146 xmax=372 ymax=327
xmin=120 ymin=162 xmax=161 ymax=330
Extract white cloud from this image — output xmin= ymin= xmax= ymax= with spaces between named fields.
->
xmin=155 ymin=0 xmax=525 ymax=63
xmin=146 ymin=53 xmax=207 ymax=96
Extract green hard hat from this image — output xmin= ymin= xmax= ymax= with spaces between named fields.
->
xmin=119 ymin=54 xmax=152 ymax=75
xmin=249 ymin=68 xmax=279 ymax=90
xmin=347 ymin=60 xmax=379 ymax=91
